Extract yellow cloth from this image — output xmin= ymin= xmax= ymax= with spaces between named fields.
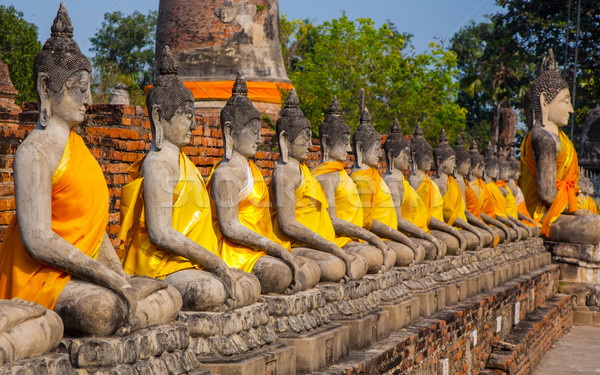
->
xmin=350 ymin=167 xmax=398 ymax=231
xmin=118 ymin=152 xmax=219 ymax=279
xmin=312 ymin=162 xmax=364 ymax=244
xmin=465 ymin=178 xmax=482 ymax=219
xmin=495 ymin=180 xmax=518 ymax=219
xmin=443 ymin=176 xmax=468 ymax=226
xmin=578 ymin=194 xmax=597 ymax=213
xmin=208 ymin=159 xmax=290 ymax=273
xmin=0 ymin=131 xmax=108 ymax=309
xmin=520 ymin=129 xmax=579 ymax=236
xmin=416 ymin=174 xmax=444 ymax=222
xmin=401 ymin=180 xmax=430 ymax=232
xmin=273 ymin=164 xmax=350 ymax=248
xmin=487 ymin=181 xmax=509 ymax=219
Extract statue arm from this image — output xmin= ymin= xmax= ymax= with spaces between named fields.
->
xmin=480 ymin=213 xmax=511 ymax=238
xmin=517 ymin=212 xmax=539 ymax=227
xmin=96 ymin=232 xmax=127 ymax=278
xmin=370 ymin=220 xmax=417 ymax=250
xmin=428 ymin=217 xmax=467 ymax=252
xmin=531 ymin=129 xmax=558 ymax=206
xmin=452 ymin=217 xmax=485 ymax=246
xmin=466 ymin=212 xmax=495 ymax=237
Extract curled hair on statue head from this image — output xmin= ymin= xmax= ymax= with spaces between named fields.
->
xmin=454 ymin=134 xmax=470 ymax=167
xmin=352 ymin=106 xmax=381 ymax=152
xmin=384 ymin=118 xmax=411 ymax=165
xmin=482 ymin=141 xmax=499 ymax=176
xmin=319 ymin=96 xmax=350 ymax=145
xmin=220 ymin=72 xmax=261 ymax=135
xmin=276 ymin=88 xmax=311 ymax=144
xmin=410 ymin=123 xmax=433 ymax=171
xmin=433 ymin=129 xmax=455 ymax=173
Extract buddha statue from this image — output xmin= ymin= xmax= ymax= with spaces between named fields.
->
xmin=520 ymin=48 xmax=600 ymax=244
xmin=0 ymin=299 xmax=62 ymax=365
xmin=312 ymin=97 xmax=401 ymax=269
xmin=577 ymin=170 xmax=598 ymax=214
xmin=350 ymin=107 xmax=424 ymax=266
xmin=431 ymin=130 xmax=493 ymax=249
xmin=271 ymin=89 xmax=368 ymax=281
xmin=408 ymin=124 xmax=467 ymax=255
xmin=208 ymin=74 xmax=320 ymax=294
xmin=118 ymin=46 xmax=260 ymax=312
xmin=482 ymin=143 xmax=528 ymax=241
xmin=382 ymin=119 xmax=447 ymax=259
xmin=0 ymin=3 xmax=181 ymax=336
xmin=507 ymin=151 xmax=541 ymax=231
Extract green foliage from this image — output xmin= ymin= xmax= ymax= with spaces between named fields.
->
xmin=90 ymin=10 xmax=157 ymax=105
xmin=280 ymin=14 xmax=466 ymax=144
xmin=0 ymin=5 xmax=41 ymax=104
xmin=256 ymin=5 xmax=265 ymax=12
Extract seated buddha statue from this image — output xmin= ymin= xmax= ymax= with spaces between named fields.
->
xmin=431 ymin=130 xmax=492 ymax=250
xmin=208 ymin=74 xmax=320 ymax=294
xmin=118 ymin=46 xmax=260 ymax=312
xmin=506 ymin=151 xmax=542 ymax=233
xmin=350 ymin=107 xmax=424 ymax=266
xmin=0 ymin=3 xmax=181 ymax=336
xmin=271 ymin=89 xmax=368 ymax=281
xmin=483 ymin=143 xmax=528 ymax=241
xmin=312 ymin=98 xmax=401 ymax=270
xmin=382 ymin=119 xmax=447 ymax=259
xmin=465 ymin=141 xmax=514 ymax=242
xmin=577 ymin=170 xmax=598 ymax=214
xmin=520 ymin=49 xmax=600 ymax=244
xmin=408 ymin=124 xmax=467 ymax=255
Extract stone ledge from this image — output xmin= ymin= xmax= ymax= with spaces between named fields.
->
xmin=0 ymin=353 xmax=74 ymax=375
xmin=546 ymin=240 xmax=600 ymax=264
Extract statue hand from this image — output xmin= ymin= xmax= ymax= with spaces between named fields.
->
xmin=215 ymin=266 xmax=238 ymax=310
xmin=279 ymin=251 xmax=301 ymax=295
xmin=116 ymin=282 xmax=138 ymax=328
xmin=476 ymin=229 xmax=485 ymax=248
xmin=456 ymin=231 xmax=466 ymax=254
xmin=433 ymin=238 xmax=446 ymax=259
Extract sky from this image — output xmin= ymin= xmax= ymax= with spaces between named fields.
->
xmin=2 ymin=0 xmax=503 ymax=55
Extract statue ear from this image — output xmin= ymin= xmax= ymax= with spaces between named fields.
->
xmin=356 ymin=141 xmax=363 ymax=166
xmin=386 ymin=150 xmax=393 ymax=171
xmin=279 ymin=130 xmax=289 ymax=163
xmin=321 ymin=135 xmax=329 ymax=162
xmin=411 ymin=151 xmax=417 ymax=174
xmin=224 ymin=121 xmax=234 ymax=160
xmin=151 ymin=105 xmax=164 ymax=150
xmin=539 ymin=92 xmax=548 ymax=126
xmin=37 ymin=73 xmax=51 ymax=128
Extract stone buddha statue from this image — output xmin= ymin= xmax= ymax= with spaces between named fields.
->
xmin=482 ymin=143 xmax=528 ymax=241
xmin=117 ymin=46 xmax=260 ymax=312
xmin=271 ymin=89 xmax=368 ymax=281
xmin=208 ymin=74 xmax=320 ymax=294
xmin=507 ymin=151 xmax=541 ymax=230
xmin=408 ymin=124 xmax=467 ymax=255
xmin=382 ymin=119 xmax=447 ymax=259
xmin=312 ymin=97 xmax=399 ymax=270
xmin=520 ymin=48 xmax=600 ymax=244
xmin=431 ymin=130 xmax=492 ymax=250
xmin=577 ymin=170 xmax=598 ymax=214
xmin=0 ymin=3 xmax=181 ymax=336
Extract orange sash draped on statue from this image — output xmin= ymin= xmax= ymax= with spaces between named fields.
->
xmin=401 ymin=180 xmax=430 ymax=232
xmin=487 ymin=181 xmax=509 ymax=219
xmin=350 ymin=167 xmax=398 ymax=230
xmin=464 ymin=178 xmax=482 ymax=219
xmin=0 ymin=132 xmax=108 ymax=309
xmin=416 ymin=174 xmax=444 ymax=222
xmin=520 ymin=130 xmax=579 ymax=236
xmin=443 ymin=176 xmax=468 ymax=226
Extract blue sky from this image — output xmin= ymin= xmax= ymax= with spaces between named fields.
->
xmin=2 ymin=0 xmax=502 ymax=55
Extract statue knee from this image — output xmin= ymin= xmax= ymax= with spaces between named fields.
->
xmin=419 ymin=241 xmax=436 ymax=261
xmin=252 ymin=257 xmax=293 ymax=294
xmin=350 ymin=244 xmax=383 ymax=273
xmin=295 ymin=256 xmax=321 ymax=290
xmin=461 ymin=231 xmax=479 ymax=250
xmin=57 ymin=289 xmax=126 ymax=337
xmin=233 ymin=270 xmax=261 ymax=306
xmin=319 ymin=255 xmax=346 ymax=282
xmin=183 ymin=275 xmax=227 ymax=312
xmin=390 ymin=243 xmax=414 ymax=267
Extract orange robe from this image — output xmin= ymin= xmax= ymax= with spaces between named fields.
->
xmin=496 ymin=181 xmax=519 ymax=219
xmin=208 ymin=159 xmax=290 ymax=273
xmin=0 ymin=131 xmax=108 ymax=309
xmin=464 ymin=178 xmax=482 ymax=219
xmin=401 ymin=180 xmax=430 ymax=232
xmin=118 ymin=152 xmax=219 ymax=279
xmin=351 ymin=167 xmax=398 ymax=230
xmin=520 ymin=129 xmax=579 ymax=236
xmin=443 ymin=176 xmax=468 ymax=226
xmin=273 ymin=164 xmax=351 ymax=248
xmin=312 ymin=161 xmax=364 ymax=244
xmin=487 ymin=181 xmax=509 ymax=219
xmin=416 ymin=174 xmax=444 ymax=222
xmin=471 ymin=178 xmax=496 ymax=218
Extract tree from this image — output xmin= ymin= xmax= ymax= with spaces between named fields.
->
xmin=0 ymin=5 xmax=41 ymax=104
xmin=280 ymin=15 xmax=466 ymax=143
xmin=90 ymin=10 xmax=157 ymax=105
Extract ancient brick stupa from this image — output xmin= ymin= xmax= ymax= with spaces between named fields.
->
xmin=156 ymin=0 xmax=293 ymax=117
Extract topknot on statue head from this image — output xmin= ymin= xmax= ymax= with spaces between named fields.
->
xmin=433 ymin=129 xmax=455 ymax=170
xmin=483 ymin=141 xmax=498 ymax=170
xmin=352 ymin=106 xmax=381 ymax=152
xmin=220 ymin=72 xmax=261 ymax=135
xmin=469 ymin=140 xmax=484 ymax=166
xmin=319 ymin=96 xmax=350 ymax=144
xmin=507 ymin=148 xmax=520 ymax=173
xmin=146 ymin=45 xmax=194 ymax=130
xmin=410 ymin=123 xmax=433 ymax=171
xmin=454 ymin=134 xmax=470 ymax=167
xmin=384 ymin=118 xmax=411 ymax=163
xmin=33 ymin=2 xmax=92 ymax=99
xmin=276 ymin=88 xmax=311 ymax=143
xmin=524 ymin=48 xmax=570 ymax=129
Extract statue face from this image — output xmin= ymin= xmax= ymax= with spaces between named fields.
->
xmin=363 ymin=141 xmax=381 ymax=167
xmin=328 ymin=131 xmax=351 ymax=162
xmin=393 ymin=147 xmax=411 ymax=172
xmin=290 ymin=128 xmax=312 ymax=162
xmin=232 ymin=118 xmax=261 ymax=158
xmin=545 ymin=88 xmax=573 ymax=127
xmin=486 ymin=164 xmax=499 ymax=180
xmin=163 ymin=101 xmax=195 ymax=148
xmin=456 ymin=159 xmax=470 ymax=176
xmin=439 ymin=155 xmax=456 ymax=175
xmin=416 ymin=152 xmax=433 ymax=172
xmin=512 ymin=168 xmax=520 ymax=181
xmin=498 ymin=165 xmax=511 ymax=181
xmin=50 ymin=70 xmax=91 ymax=126
xmin=471 ymin=160 xmax=485 ymax=178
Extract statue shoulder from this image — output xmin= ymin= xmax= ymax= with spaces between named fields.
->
xmin=530 ymin=127 xmax=557 ymax=154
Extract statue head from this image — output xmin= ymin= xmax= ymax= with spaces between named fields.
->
xmin=220 ymin=72 xmax=262 ymax=159
xmin=508 ymin=150 xmax=520 ymax=181
xmin=276 ymin=89 xmax=312 ymax=163
xmin=410 ymin=123 xmax=433 ymax=173
xmin=498 ymin=155 xmax=512 ymax=181
xmin=433 ymin=129 xmax=455 ymax=176
xmin=454 ymin=134 xmax=471 ymax=177
xmin=483 ymin=142 xmax=499 ymax=180
xmin=319 ymin=96 xmax=351 ymax=162
xmin=34 ymin=2 xmax=92 ymax=128
xmin=352 ymin=107 xmax=382 ymax=167
xmin=579 ymin=168 xmax=594 ymax=196
xmin=384 ymin=118 xmax=411 ymax=172
xmin=524 ymin=48 xmax=572 ymax=129
xmin=469 ymin=140 xmax=485 ymax=178
xmin=147 ymin=45 xmax=195 ymax=150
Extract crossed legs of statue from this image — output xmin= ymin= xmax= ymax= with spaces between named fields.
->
xmin=252 ymin=255 xmax=320 ymax=295
xmin=413 ymin=238 xmax=443 ymax=261
xmin=430 ymin=230 xmax=460 ymax=256
xmin=55 ymin=277 xmax=182 ymax=337
xmin=460 ymin=230 xmax=479 ymax=251
xmin=342 ymin=241 xmax=386 ymax=272
xmin=291 ymin=247 xmax=368 ymax=282
xmin=164 ymin=268 xmax=261 ymax=312
xmin=547 ymin=214 xmax=600 ymax=245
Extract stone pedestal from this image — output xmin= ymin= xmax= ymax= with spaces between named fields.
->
xmin=0 ymin=353 xmax=73 ymax=375
xmin=199 ymin=342 xmax=295 ymax=375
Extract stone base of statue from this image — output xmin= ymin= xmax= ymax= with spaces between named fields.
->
xmin=259 ymin=289 xmax=348 ymax=373
xmin=0 ymin=353 xmax=74 ymax=375
xmin=368 ymin=271 xmax=420 ymax=330
xmin=58 ymin=322 xmax=203 ymax=374
xmin=545 ymin=240 xmax=600 ymax=325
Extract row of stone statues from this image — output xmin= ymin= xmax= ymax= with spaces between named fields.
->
xmin=0 ymin=2 xmax=599 ymax=367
